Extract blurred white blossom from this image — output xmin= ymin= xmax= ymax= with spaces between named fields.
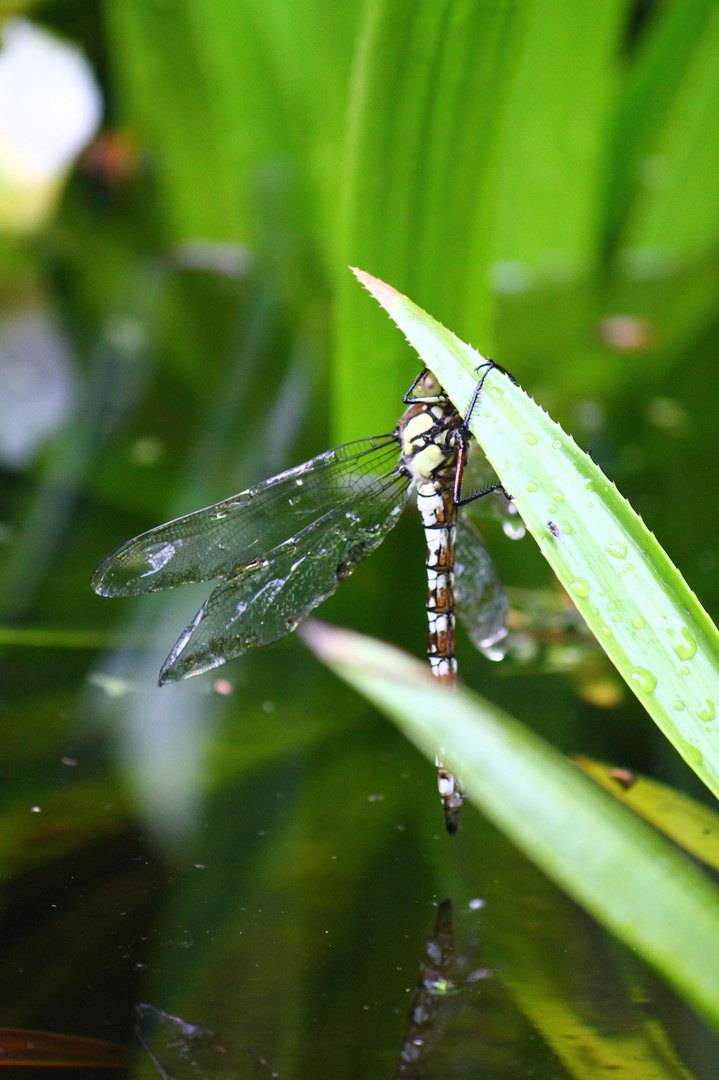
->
xmin=0 ymin=18 xmax=102 ymax=231
xmin=0 ymin=308 xmax=77 ymax=466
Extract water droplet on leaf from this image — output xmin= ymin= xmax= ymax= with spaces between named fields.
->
xmin=698 ymin=699 xmax=715 ymax=722
xmin=673 ymin=626 xmax=697 ymax=661
xmin=631 ymin=668 xmax=657 ymax=693
xmin=605 ymin=540 xmax=628 ymax=560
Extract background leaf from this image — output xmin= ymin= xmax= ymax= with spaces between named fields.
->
xmin=304 ymin=619 xmax=719 ymax=1030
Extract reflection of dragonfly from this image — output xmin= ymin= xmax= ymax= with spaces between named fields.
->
xmin=93 ymin=363 xmax=515 ymax=832
xmin=395 ymin=899 xmax=455 ymax=1078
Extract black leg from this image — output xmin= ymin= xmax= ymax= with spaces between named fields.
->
xmin=456 ymin=481 xmax=512 ymax=508
xmin=452 ymin=360 xmax=515 ymax=506
xmin=403 ymin=368 xmax=428 ymax=404
xmin=452 ymin=427 xmax=513 ymax=506
xmin=463 ymin=358 xmax=515 ymax=429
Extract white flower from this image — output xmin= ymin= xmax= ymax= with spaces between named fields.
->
xmin=0 ymin=18 xmax=102 ymax=230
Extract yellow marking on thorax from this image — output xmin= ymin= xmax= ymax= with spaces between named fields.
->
xmin=401 ymin=407 xmax=456 ymax=482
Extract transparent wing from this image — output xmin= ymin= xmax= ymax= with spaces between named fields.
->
xmin=158 ymin=469 xmax=411 ymax=683
xmin=461 ymin=443 xmax=526 ymax=539
xmin=461 ymin=441 xmax=500 ymax=498
xmin=92 ymin=435 xmax=400 ymax=596
xmin=454 ymin=514 xmax=507 ymax=658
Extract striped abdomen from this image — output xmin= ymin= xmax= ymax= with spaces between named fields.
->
xmin=418 ymin=482 xmax=458 ymax=686
xmin=396 ymin=380 xmax=466 ymax=832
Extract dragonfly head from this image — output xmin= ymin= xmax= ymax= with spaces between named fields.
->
xmin=409 ymin=369 xmax=445 ymax=401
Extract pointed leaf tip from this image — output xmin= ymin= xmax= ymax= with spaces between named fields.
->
xmin=351 ymin=268 xmax=404 ymax=314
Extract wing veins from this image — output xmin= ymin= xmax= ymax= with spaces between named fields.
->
xmin=158 ymin=468 xmax=411 ymax=682
xmin=92 ymin=434 xmax=401 ymax=596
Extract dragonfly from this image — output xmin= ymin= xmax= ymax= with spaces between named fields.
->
xmin=92 ymin=361 xmax=515 ymax=832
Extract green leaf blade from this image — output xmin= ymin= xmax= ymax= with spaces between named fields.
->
xmin=335 ymin=0 xmax=528 ymax=438
xmin=354 ymin=268 xmax=719 ymax=798
xmin=303 ymin=621 xmax=719 ymax=1030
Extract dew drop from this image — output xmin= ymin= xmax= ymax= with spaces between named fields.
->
xmin=698 ymin=699 xmax=715 ymax=723
xmin=631 ymin=668 xmax=657 ymax=693
xmin=632 ymin=617 xmax=645 ymax=629
xmin=672 ymin=698 xmax=685 ymax=711
xmin=552 ymin=439 xmax=561 ymax=449
xmin=585 ymin=480 xmax=595 ymax=492
xmin=553 ymin=491 xmax=564 ymax=502
xmin=561 ymin=525 xmax=572 ymax=535
xmin=525 ymin=481 xmax=537 ymax=493
xmin=673 ymin=626 xmax=697 ymax=661
xmin=680 ymin=665 xmax=690 ymax=676
xmin=491 ymin=385 xmax=504 ymax=397
xmin=612 ymin=614 xmax=622 ymax=623
xmin=569 ymin=579 xmax=589 ymax=598
xmin=605 ymin=540 xmax=628 ymax=560
xmin=685 ymin=745 xmax=703 ymax=767
xmin=547 ymin=504 xmax=556 ymax=514
xmin=600 ymin=624 xmax=612 ymax=637
xmin=524 ymin=433 xmax=537 ymax=446
xmin=607 ymin=602 xmax=616 ymax=612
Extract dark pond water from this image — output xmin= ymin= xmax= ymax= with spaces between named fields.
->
xmin=2 ymin=548 xmax=719 ymax=1079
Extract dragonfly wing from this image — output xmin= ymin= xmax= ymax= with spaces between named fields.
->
xmin=461 ymin=444 xmax=525 ymax=539
xmin=454 ymin=514 xmax=507 ymax=657
xmin=92 ymin=435 xmax=401 ymax=596
xmin=158 ymin=470 xmax=411 ymax=683
xmin=461 ymin=441 xmax=500 ymax=497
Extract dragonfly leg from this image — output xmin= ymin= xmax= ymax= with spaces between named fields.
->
xmin=452 ymin=359 xmax=515 ymax=506
xmin=452 ymin=428 xmax=512 ymax=507
xmin=463 ymin=358 xmax=515 ymax=430
xmin=403 ymin=367 xmax=431 ymax=403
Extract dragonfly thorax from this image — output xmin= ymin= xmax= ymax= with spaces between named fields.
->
xmin=397 ymin=397 xmax=462 ymax=485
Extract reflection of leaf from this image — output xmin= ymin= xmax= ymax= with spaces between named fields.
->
xmin=0 ymin=1028 xmax=130 ymax=1068
xmin=454 ymin=824 xmax=699 ymax=1080
xmin=576 ymin=756 xmax=719 ymax=872
xmin=304 ymin=620 xmax=719 ymax=1030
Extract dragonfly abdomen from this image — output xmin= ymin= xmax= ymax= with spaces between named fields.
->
xmin=418 ymin=483 xmax=458 ymax=686
xmin=397 ymin=386 xmax=467 ymax=833
xmin=417 ymin=481 xmax=465 ymax=834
